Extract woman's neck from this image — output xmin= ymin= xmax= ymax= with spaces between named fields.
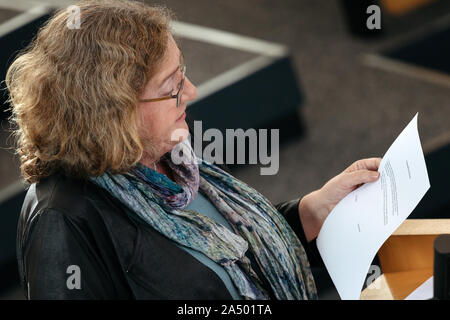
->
xmin=155 ymin=161 xmax=175 ymax=181
xmin=139 ymin=153 xmax=175 ymax=182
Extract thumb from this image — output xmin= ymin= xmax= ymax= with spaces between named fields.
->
xmin=343 ymin=170 xmax=380 ymax=188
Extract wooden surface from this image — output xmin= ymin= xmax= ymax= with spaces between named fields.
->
xmin=361 ymin=219 xmax=450 ymax=299
xmin=392 ymin=219 xmax=450 ymax=236
xmin=360 ymin=268 xmax=433 ymax=300
xmin=378 ymin=234 xmax=436 ymax=273
xmin=379 ymin=219 xmax=450 ymax=273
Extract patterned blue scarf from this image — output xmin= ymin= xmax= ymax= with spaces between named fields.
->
xmin=90 ymin=140 xmax=317 ymax=300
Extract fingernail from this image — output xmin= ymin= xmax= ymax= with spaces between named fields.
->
xmin=372 ymin=172 xmax=379 ymax=179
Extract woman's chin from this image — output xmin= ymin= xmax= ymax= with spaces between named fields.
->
xmin=168 ymin=121 xmax=189 ymax=144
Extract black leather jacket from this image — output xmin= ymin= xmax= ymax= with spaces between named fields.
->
xmin=17 ymin=171 xmax=322 ymax=299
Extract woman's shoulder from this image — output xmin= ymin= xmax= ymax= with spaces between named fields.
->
xmin=18 ymin=171 xmax=132 ymax=247
xmin=23 ymin=172 xmax=122 ymax=220
xmin=17 ymin=172 xmax=136 ymax=299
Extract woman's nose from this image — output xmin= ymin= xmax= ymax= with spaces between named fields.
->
xmin=181 ymin=77 xmax=197 ymax=105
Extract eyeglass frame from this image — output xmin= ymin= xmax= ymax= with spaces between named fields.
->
xmin=139 ymin=54 xmax=186 ymax=108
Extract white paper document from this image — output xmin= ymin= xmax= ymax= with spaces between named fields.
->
xmin=316 ymin=113 xmax=431 ymax=300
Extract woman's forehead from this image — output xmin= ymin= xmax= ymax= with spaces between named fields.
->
xmin=153 ymin=37 xmax=181 ymax=84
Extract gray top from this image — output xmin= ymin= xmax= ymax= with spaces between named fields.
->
xmin=176 ymin=191 xmax=242 ymax=300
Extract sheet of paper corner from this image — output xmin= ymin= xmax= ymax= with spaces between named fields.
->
xmin=316 ymin=112 xmax=431 ymax=300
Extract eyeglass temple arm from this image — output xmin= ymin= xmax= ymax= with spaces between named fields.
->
xmin=139 ymin=95 xmax=176 ymax=102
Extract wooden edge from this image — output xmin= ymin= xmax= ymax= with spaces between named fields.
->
xmin=392 ymin=219 xmax=450 ymax=236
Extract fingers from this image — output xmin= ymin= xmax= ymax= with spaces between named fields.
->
xmin=343 ymin=169 xmax=380 ymax=188
xmin=345 ymin=157 xmax=382 ymax=173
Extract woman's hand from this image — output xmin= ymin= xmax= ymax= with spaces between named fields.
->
xmin=298 ymin=157 xmax=382 ymax=242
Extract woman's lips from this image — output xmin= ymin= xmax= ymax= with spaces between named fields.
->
xmin=176 ymin=112 xmax=186 ymax=122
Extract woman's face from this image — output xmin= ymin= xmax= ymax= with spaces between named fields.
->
xmin=138 ymin=35 xmax=197 ymax=160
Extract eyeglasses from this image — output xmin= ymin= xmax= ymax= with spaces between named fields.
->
xmin=139 ymin=54 xmax=186 ymax=108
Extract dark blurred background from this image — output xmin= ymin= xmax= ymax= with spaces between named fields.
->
xmin=0 ymin=0 xmax=449 ymax=299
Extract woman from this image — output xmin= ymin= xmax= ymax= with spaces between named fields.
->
xmin=6 ymin=0 xmax=380 ymax=300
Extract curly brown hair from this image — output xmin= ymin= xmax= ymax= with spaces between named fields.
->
xmin=5 ymin=0 xmax=174 ymax=184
